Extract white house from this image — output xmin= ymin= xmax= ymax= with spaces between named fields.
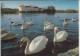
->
xmin=18 ymin=5 xmax=43 ymax=12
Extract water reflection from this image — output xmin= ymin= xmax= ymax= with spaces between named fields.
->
xmin=22 ymin=30 xmax=25 ymax=37
xmin=9 ymin=25 xmax=12 ymax=33
xmin=19 ymin=13 xmax=39 ymax=19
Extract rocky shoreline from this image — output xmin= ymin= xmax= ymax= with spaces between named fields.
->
xmin=58 ymin=47 xmax=79 ymax=56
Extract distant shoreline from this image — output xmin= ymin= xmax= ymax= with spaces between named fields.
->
xmin=56 ymin=10 xmax=78 ymax=13
xmin=1 ymin=8 xmax=78 ymax=14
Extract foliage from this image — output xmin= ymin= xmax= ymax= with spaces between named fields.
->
xmin=56 ymin=9 xmax=78 ymax=13
xmin=1 ymin=8 xmax=18 ymax=13
xmin=44 ymin=6 xmax=56 ymax=13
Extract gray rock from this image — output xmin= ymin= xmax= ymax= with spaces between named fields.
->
xmin=58 ymin=47 xmax=79 ymax=56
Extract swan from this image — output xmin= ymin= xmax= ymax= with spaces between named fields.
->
xmin=46 ymin=18 xmax=53 ymax=26
xmin=21 ymin=20 xmax=27 ymax=30
xmin=9 ymin=18 xmax=21 ymax=26
xmin=27 ymin=19 xmax=34 ymax=26
xmin=63 ymin=18 xmax=68 ymax=26
xmin=43 ymin=20 xmax=54 ymax=31
xmin=1 ymin=33 xmax=16 ymax=40
xmin=53 ymin=27 xmax=68 ymax=43
xmin=1 ymin=29 xmax=8 ymax=34
xmin=72 ymin=17 xmax=76 ymax=22
xmin=20 ymin=36 xmax=48 ymax=55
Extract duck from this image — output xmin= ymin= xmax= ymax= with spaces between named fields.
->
xmin=9 ymin=18 xmax=21 ymax=26
xmin=43 ymin=20 xmax=54 ymax=31
xmin=72 ymin=17 xmax=76 ymax=22
xmin=53 ymin=27 xmax=68 ymax=44
xmin=20 ymin=36 xmax=48 ymax=55
xmin=27 ymin=19 xmax=34 ymax=26
xmin=21 ymin=20 xmax=27 ymax=30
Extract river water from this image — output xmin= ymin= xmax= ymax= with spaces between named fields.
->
xmin=1 ymin=13 xmax=78 ymax=56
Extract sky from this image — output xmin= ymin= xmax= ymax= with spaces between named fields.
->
xmin=2 ymin=1 xmax=78 ymax=10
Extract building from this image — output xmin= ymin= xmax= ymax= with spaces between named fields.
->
xmin=18 ymin=5 xmax=43 ymax=12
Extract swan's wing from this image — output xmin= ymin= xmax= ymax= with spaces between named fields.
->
xmin=28 ymin=22 xmax=33 ymax=25
xmin=55 ymin=31 xmax=68 ymax=42
xmin=12 ymin=23 xmax=18 ymax=25
xmin=46 ymin=22 xmax=53 ymax=25
xmin=29 ymin=36 xmax=48 ymax=54
xmin=21 ymin=26 xmax=24 ymax=29
xmin=1 ymin=33 xmax=8 ymax=39
xmin=45 ymin=24 xmax=54 ymax=29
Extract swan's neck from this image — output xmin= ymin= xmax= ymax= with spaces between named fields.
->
xmin=22 ymin=21 xmax=24 ymax=27
xmin=72 ymin=17 xmax=74 ymax=20
xmin=54 ymin=28 xmax=57 ymax=45
xmin=64 ymin=19 xmax=66 ymax=23
xmin=47 ymin=19 xmax=48 ymax=24
xmin=25 ymin=39 xmax=30 ymax=55
xmin=54 ymin=29 xmax=56 ymax=38
xmin=44 ymin=21 xmax=46 ymax=27
xmin=10 ymin=19 xmax=11 ymax=25
xmin=26 ymin=21 xmax=28 ymax=26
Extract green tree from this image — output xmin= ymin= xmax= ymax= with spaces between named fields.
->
xmin=47 ymin=6 xmax=55 ymax=13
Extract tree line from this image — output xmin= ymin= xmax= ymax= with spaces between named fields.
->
xmin=1 ymin=3 xmax=78 ymax=14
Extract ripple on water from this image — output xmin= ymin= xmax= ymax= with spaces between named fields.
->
xmin=1 ymin=13 xmax=78 ymax=56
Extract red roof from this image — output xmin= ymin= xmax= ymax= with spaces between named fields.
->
xmin=33 ymin=6 xmax=38 ymax=8
xmin=25 ymin=5 xmax=32 ymax=7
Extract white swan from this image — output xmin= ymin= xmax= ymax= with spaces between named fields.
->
xmin=72 ymin=17 xmax=76 ymax=22
xmin=46 ymin=18 xmax=53 ymax=26
xmin=53 ymin=27 xmax=68 ymax=43
xmin=20 ymin=36 xmax=48 ymax=55
xmin=63 ymin=18 xmax=68 ymax=26
xmin=43 ymin=20 xmax=54 ymax=31
xmin=27 ymin=19 xmax=34 ymax=26
xmin=21 ymin=20 xmax=27 ymax=30
xmin=9 ymin=18 xmax=21 ymax=26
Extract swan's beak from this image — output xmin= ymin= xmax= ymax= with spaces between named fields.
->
xmin=20 ymin=41 xmax=24 ymax=47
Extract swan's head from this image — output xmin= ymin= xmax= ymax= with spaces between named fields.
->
xmin=54 ymin=27 xmax=59 ymax=32
xmin=20 ymin=37 xmax=30 ymax=47
xmin=9 ymin=18 xmax=11 ymax=20
xmin=31 ymin=19 xmax=32 ymax=20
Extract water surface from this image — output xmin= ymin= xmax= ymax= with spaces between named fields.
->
xmin=1 ymin=13 xmax=78 ymax=56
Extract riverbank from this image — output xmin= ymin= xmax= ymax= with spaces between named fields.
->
xmin=56 ymin=10 xmax=78 ymax=13
xmin=1 ymin=8 xmax=18 ymax=13
xmin=1 ymin=8 xmax=78 ymax=14
xmin=58 ymin=47 xmax=79 ymax=56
